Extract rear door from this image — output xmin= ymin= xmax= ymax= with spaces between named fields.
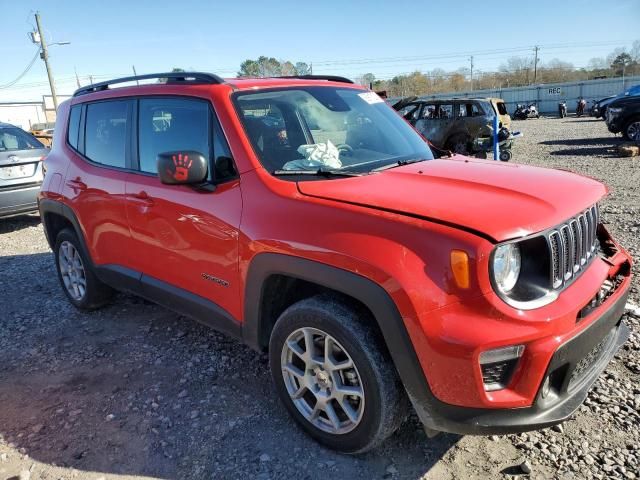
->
xmin=61 ymin=100 xmax=134 ymax=268
xmin=124 ymin=96 xmax=243 ymax=320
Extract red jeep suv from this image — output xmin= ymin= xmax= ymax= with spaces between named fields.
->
xmin=39 ymin=72 xmax=632 ymax=453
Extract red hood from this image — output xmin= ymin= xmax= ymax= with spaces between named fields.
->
xmin=296 ymin=157 xmax=607 ymax=242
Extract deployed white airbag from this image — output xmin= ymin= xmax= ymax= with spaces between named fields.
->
xmin=283 ymin=139 xmax=342 ymax=170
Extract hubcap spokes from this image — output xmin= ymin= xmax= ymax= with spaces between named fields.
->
xmin=281 ymin=327 xmax=365 ymax=434
xmin=59 ymin=241 xmax=86 ymax=301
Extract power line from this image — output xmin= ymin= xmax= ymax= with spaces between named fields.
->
xmin=310 ymin=40 xmax=632 ymax=67
xmin=0 ymin=48 xmax=41 ymax=89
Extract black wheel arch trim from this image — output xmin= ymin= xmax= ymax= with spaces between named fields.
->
xmin=39 ymin=198 xmax=93 ymax=263
xmin=243 ymin=252 xmax=439 ymax=424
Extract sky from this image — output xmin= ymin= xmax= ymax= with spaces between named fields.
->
xmin=1 ymin=0 xmax=639 ymax=101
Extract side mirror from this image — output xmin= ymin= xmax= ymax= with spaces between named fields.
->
xmin=157 ymin=151 xmax=208 ymax=185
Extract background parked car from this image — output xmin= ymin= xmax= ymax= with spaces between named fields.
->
xmin=591 ymin=95 xmax=616 ymax=118
xmin=606 ymin=95 xmax=640 ymax=140
xmin=594 ymin=85 xmax=640 ymax=120
xmin=0 ymin=122 xmax=48 ymax=218
xmin=392 ymin=97 xmax=510 ymax=155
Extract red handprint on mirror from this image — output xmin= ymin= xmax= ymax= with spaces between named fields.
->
xmin=169 ymin=153 xmax=192 ymax=181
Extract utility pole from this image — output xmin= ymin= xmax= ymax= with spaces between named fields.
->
xmin=310 ymin=62 xmax=313 ymax=75
xmin=533 ymin=45 xmax=539 ymax=84
xmin=34 ymin=13 xmax=59 ymax=111
xmin=469 ymin=55 xmax=474 ymax=91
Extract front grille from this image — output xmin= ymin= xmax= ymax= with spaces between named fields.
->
xmin=578 ymin=275 xmax=625 ymax=320
xmin=547 ymin=205 xmax=599 ymax=290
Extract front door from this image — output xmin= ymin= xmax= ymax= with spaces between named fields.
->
xmin=414 ymin=103 xmax=454 ymax=147
xmin=124 ymin=96 xmax=242 ymax=321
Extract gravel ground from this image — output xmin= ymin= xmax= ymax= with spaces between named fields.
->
xmin=0 ymin=116 xmax=638 ymax=480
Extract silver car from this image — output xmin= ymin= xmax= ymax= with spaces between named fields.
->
xmin=0 ymin=122 xmax=49 ymax=218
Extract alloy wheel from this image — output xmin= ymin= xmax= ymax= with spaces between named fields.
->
xmin=627 ymin=121 xmax=640 ymax=141
xmin=58 ymin=241 xmax=87 ymax=301
xmin=281 ymin=327 xmax=365 ymax=434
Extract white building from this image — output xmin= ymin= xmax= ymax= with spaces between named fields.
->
xmin=0 ymin=95 xmax=71 ymax=130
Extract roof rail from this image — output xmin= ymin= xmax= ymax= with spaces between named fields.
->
xmin=275 ymin=75 xmax=354 ymax=84
xmin=73 ymin=72 xmax=226 ymax=97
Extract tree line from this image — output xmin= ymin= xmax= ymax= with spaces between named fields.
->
xmin=231 ymin=41 xmax=639 ymax=98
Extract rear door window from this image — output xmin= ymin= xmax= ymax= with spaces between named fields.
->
xmin=84 ymin=101 xmax=130 ymax=168
xmin=458 ymin=104 xmax=469 ymax=117
xmin=437 ymin=104 xmax=453 ymax=119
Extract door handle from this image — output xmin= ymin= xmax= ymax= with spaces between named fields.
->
xmin=128 ymin=191 xmax=154 ymax=207
xmin=66 ymin=178 xmax=87 ymax=192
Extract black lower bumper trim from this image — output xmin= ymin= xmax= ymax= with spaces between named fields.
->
xmin=411 ymin=284 xmax=630 ymax=435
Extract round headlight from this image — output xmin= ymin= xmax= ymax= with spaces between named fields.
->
xmin=492 ymin=243 xmax=521 ymax=293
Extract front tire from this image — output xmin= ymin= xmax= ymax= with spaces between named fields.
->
xmin=269 ymin=294 xmax=408 ymax=453
xmin=446 ymin=134 xmax=472 ymax=156
xmin=623 ymin=117 xmax=640 ymax=141
xmin=54 ymin=228 xmax=113 ymax=310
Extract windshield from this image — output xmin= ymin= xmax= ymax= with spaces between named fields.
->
xmin=0 ymin=127 xmax=44 ymax=152
xmin=234 ymin=87 xmax=433 ymax=175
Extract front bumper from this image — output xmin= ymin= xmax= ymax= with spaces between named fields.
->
xmin=412 ymin=286 xmax=629 ymax=435
xmin=0 ymin=183 xmax=41 ymax=218
xmin=403 ymin=224 xmax=633 ymax=435
xmin=606 ymin=112 xmax=624 ymax=133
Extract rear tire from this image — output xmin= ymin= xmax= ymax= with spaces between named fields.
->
xmin=54 ymin=228 xmax=113 ymax=310
xmin=269 ymin=294 xmax=409 ymax=453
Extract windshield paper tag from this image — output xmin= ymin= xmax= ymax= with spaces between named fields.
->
xmin=358 ymin=92 xmax=383 ymax=105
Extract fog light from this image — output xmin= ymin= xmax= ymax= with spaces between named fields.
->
xmin=541 ymin=376 xmax=551 ymax=399
xmin=479 ymin=345 xmax=524 ymax=392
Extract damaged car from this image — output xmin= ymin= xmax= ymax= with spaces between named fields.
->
xmin=393 ymin=97 xmax=511 ymax=156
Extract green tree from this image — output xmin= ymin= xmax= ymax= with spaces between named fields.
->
xmin=294 ymin=62 xmax=311 ymax=75
xmin=611 ymin=52 xmax=635 ymax=76
xmin=356 ymin=73 xmax=376 ymax=87
xmin=238 ymin=56 xmax=282 ymax=77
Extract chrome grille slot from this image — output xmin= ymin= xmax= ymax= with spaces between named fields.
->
xmin=586 ymin=209 xmax=593 ymax=257
xmin=549 ymin=231 xmax=563 ymax=288
xmin=560 ymin=225 xmax=572 ymax=280
xmin=548 ymin=204 xmax=599 ymax=291
xmin=570 ymin=220 xmax=580 ymax=273
xmin=578 ymin=214 xmax=588 ymax=264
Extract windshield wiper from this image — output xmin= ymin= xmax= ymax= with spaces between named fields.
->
xmin=273 ymin=168 xmax=363 ymax=177
xmin=371 ymin=158 xmax=430 ymax=172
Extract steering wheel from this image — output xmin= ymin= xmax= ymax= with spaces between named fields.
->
xmin=336 ymin=144 xmax=354 ymax=156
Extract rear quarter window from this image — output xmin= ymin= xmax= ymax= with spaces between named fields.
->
xmin=67 ymin=105 xmax=81 ymax=150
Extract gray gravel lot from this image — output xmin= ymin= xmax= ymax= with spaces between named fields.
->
xmin=0 ymin=116 xmax=638 ymax=480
